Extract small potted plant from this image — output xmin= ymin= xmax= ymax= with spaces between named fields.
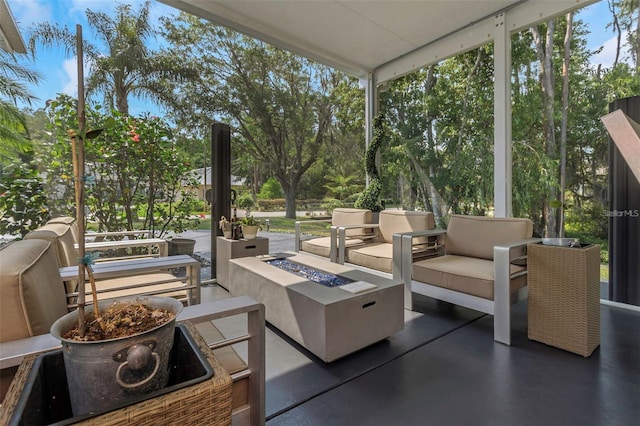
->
xmin=219 ymin=216 xmax=232 ymax=238
xmin=240 ymin=215 xmax=263 ymax=240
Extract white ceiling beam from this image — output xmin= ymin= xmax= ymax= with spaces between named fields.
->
xmin=374 ymin=0 xmax=599 ymax=85
xmin=0 ymin=0 xmax=27 ymax=54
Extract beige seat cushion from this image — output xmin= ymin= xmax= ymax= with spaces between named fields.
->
xmin=346 ymin=242 xmax=394 ymax=272
xmin=345 ymin=210 xmax=435 ymax=272
xmin=0 ymin=240 xmax=68 ymax=342
xmin=446 ymin=215 xmax=533 ymax=260
xmin=81 ymin=272 xmax=187 ymax=302
xmin=301 ymin=236 xmax=367 ymax=258
xmin=412 ymin=254 xmax=527 ymax=300
xmin=300 ymin=208 xmax=373 ymax=258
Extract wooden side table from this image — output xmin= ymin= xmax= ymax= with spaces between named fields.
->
xmin=216 ymin=236 xmax=269 ymax=290
xmin=527 ymin=242 xmax=601 ymax=357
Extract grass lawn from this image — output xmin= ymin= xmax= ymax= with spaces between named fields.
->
xmin=196 ymin=216 xmax=332 ymax=236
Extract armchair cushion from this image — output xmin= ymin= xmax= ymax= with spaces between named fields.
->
xmin=445 ymin=215 xmax=533 ymax=260
xmin=24 ymin=223 xmax=77 ymax=268
xmin=82 ymin=273 xmax=187 ymax=302
xmin=331 ymin=208 xmax=373 ymax=237
xmin=301 ymin=235 xmax=366 ymax=258
xmin=378 ymin=210 xmax=435 ymax=243
xmin=299 ymin=208 xmax=373 ymax=258
xmin=412 ymin=255 xmax=527 ymax=300
xmin=345 ymin=210 xmax=435 ymax=273
xmin=0 ymin=240 xmax=68 ymax=342
xmin=47 ymin=216 xmax=79 ymax=242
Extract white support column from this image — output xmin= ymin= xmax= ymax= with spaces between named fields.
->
xmin=493 ymin=12 xmax=512 ymax=218
xmin=362 ymin=73 xmax=377 ymax=186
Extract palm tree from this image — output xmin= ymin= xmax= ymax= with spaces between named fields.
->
xmin=29 ymin=1 xmax=194 ymax=115
xmin=0 ymin=49 xmax=40 ymax=159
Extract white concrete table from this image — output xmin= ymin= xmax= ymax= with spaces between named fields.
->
xmin=229 ymin=251 xmax=404 ymax=362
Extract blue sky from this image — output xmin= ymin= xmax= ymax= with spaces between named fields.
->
xmin=6 ymin=0 xmax=628 ymax=116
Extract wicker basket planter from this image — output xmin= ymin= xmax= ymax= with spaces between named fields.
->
xmin=527 ymin=242 xmax=601 ymax=357
xmin=0 ymin=322 xmax=232 ymax=426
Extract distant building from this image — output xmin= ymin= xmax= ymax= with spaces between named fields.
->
xmin=188 ymin=167 xmax=245 ymax=201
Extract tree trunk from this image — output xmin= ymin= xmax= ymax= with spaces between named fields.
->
xmin=283 ymin=185 xmax=297 ymax=219
xmin=532 ymin=21 xmax=558 ymax=237
xmin=559 ymin=13 xmax=573 ymax=238
xmin=405 ymin=145 xmax=449 ymax=225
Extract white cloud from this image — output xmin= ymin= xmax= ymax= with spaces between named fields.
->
xmin=61 ymin=55 xmax=93 ymax=97
xmin=8 ymin=0 xmax=53 ymax=28
xmin=591 ymin=31 xmax=633 ymax=69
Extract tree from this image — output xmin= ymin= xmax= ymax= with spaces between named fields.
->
xmin=161 ymin=17 xmax=342 ymax=218
xmin=0 ymin=50 xmax=41 ymax=159
xmin=532 ymin=20 xmax=559 ymax=237
xmin=28 ymin=1 xmax=194 ymax=115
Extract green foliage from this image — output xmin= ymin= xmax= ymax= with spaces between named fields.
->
xmin=38 ymin=95 xmax=199 ymax=237
xmin=323 ymin=173 xmax=362 ymax=201
xmin=237 ymin=192 xmax=255 ymax=210
xmin=160 ymin=18 xmax=347 ymax=218
xmin=0 ymin=162 xmax=49 ymax=238
xmin=257 ymin=177 xmax=283 ymax=199
xmin=0 ymin=50 xmax=41 ymax=160
xmin=240 ymin=215 xmax=263 ymax=229
xmin=29 ymin=1 xmax=195 ymax=115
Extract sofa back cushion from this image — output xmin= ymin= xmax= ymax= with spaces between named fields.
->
xmin=0 ymin=240 xmax=68 ymax=342
xmin=24 ymin=223 xmax=76 ymax=267
xmin=47 ymin=216 xmax=79 ymax=243
xmin=378 ymin=210 xmax=435 ymax=243
xmin=445 ymin=215 xmax=533 ymax=260
xmin=331 ymin=208 xmax=373 ymax=237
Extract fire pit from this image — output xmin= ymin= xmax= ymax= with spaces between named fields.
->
xmin=229 ymin=252 xmax=404 ymax=362
xmin=266 ymin=258 xmax=353 ymax=287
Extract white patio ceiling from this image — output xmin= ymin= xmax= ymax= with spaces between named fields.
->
xmin=158 ymin=0 xmax=600 ymax=216
xmin=159 ymin=0 xmax=597 ymax=83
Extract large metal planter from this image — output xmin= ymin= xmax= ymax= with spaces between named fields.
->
xmin=50 ymin=296 xmax=183 ymax=416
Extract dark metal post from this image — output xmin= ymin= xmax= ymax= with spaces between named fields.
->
xmin=211 ymin=123 xmax=231 ymax=280
xmin=608 ymin=96 xmax=640 ymax=306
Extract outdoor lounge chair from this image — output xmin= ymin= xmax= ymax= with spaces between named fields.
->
xmin=21 ymin=220 xmax=200 ymax=308
xmin=337 ymin=209 xmax=436 ymax=275
xmin=25 ymin=218 xmax=166 ymax=268
xmin=294 ymin=208 xmax=374 ymax=262
xmin=396 ymin=214 xmax=539 ymax=345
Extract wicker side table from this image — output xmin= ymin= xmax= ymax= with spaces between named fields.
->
xmin=0 ymin=321 xmax=232 ymax=426
xmin=527 ymin=243 xmax=601 ymax=357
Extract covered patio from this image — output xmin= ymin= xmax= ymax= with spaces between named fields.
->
xmin=156 ymin=0 xmax=638 ymax=423
xmin=2 ymin=0 xmax=639 ymax=424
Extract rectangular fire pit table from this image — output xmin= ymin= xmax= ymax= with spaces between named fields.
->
xmin=229 ymin=251 xmax=404 ymax=362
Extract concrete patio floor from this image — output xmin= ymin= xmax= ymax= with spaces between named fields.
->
xmin=181 ymin=230 xmax=639 ymax=425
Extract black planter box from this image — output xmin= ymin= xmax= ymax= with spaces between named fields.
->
xmin=6 ymin=324 xmax=213 ymax=426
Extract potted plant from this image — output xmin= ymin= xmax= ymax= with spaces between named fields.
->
xmin=240 ymin=215 xmax=263 ymax=240
xmin=219 ymin=216 xmax=232 ymax=238
xmin=48 ymin=27 xmax=183 ymax=418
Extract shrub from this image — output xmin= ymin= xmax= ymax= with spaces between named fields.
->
xmin=257 ymin=177 xmax=283 ymax=199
